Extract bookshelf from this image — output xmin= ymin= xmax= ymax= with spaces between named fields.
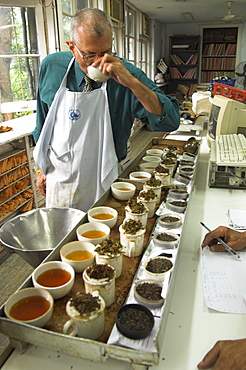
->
xmin=200 ymin=27 xmax=238 ymax=83
xmin=169 ymin=35 xmax=200 ymax=96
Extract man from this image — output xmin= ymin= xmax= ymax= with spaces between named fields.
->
xmin=33 ymin=8 xmax=180 ymax=212
xmin=198 ymin=226 xmax=246 ymax=369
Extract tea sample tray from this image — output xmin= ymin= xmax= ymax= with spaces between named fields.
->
xmin=0 ymin=137 xmax=200 ymax=368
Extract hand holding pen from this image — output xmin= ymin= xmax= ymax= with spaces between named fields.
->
xmin=200 ymin=223 xmax=246 ymax=258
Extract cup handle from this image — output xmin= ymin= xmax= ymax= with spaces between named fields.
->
xmin=91 ymin=290 xmax=100 ymax=297
xmin=128 ymin=241 xmax=136 ymax=257
xmin=63 ymin=319 xmax=77 ymax=336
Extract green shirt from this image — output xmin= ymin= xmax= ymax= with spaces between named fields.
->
xmin=33 ymin=51 xmax=180 ymax=161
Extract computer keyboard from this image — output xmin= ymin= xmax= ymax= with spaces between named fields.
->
xmin=216 ymin=134 xmax=246 ymax=166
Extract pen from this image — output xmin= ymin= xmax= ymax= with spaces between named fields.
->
xmin=200 ymin=222 xmax=240 ymax=259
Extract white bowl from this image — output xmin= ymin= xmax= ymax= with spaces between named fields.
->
xmin=144 ymin=256 xmax=173 ymax=282
xmin=88 ymin=206 xmax=118 ymax=228
xmin=183 ymin=152 xmax=196 ymax=161
xmin=175 ymin=173 xmax=191 ymax=185
xmin=134 ymin=279 xmax=164 ymax=309
xmin=168 ymin=188 xmax=189 ymax=200
xmin=139 ymin=162 xmax=157 ymax=174
xmin=87 ymin=66 xmax=109 ymax=82
xmin=76 ymin=222 xmax=110 ymax=245
xmin=179 ymin=166 xmax=194 ymax=177
xmin=166 ymin=199 xmax=187 ymax=213
xmin=4 ymin=287 xmax=54 ymax=328
xmin=129 ymin=171 xmax=152 ymax=190
xmin=32 ymin=261 xmax=75 ymax=299
xmin=145 ymin=149 xmax=163 ymax=158
xmin=60 ymin=241 xmax=95 ymax=273
xmin=111 ymin=182 xmax=136 ymax=201
xmin=158 ymin=213 xmax=182 ymax=229
xmin=153 ymin=231 xmax=180 ymax=248
xmin=142 ymin=156 xmax=161 ymax=165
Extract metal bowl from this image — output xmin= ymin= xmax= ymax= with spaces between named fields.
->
xmin=0 ymin=207 xmax=85 ymax=267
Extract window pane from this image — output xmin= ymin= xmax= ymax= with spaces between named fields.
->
xmin=0 ymin=6 xmax=39 ymax=121
xmin=61 ymin=0 xmax=72 ymax=14
xmin=128 ymin=37 xmax=135 ymax=61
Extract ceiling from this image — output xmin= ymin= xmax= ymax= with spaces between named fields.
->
xmin=128 ymin=0 xmax=246 ymax=24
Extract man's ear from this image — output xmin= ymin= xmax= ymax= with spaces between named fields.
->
xmin=66 ymin=41 xmax=75 ymax=54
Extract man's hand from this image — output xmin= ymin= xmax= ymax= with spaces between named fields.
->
xmin=36 ymin=172 xmax=46 ymax=196
xmin=92 ymin=54 xmax=163 ymax=116
xmin=201 ymin=226 xmax=246 ymax=252
xmin=197 ymin=339 xmax=246 ymax=369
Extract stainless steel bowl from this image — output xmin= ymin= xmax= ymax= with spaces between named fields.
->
xmin=0 ymin=207 xmax=85 ymax=267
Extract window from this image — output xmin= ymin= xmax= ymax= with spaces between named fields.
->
xmin=0 ymin=5 xmax=40 ymax=121
xmin=125 ymin=6 xmax=136 ymax=64
xmin=139 ymin=38 xmax=147 ymax=74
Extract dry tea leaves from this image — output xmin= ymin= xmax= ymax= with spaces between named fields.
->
xmin=118 ymin=307 xmax=152 ymax=331
xmin=156 ymin=233 xmax=177 ymax=242
xmin=86 ymin=264 xmax=115 ymax=280
xmin=70 ymin=292 xmax=101 ymax=315
xmin=136 ymin=282 xmax=163 ymax=301
xmin=146 ymin=258 xmax=173 ymax=274
xmin=95 ymin=239 xmax=123 ymax=257
xmin=160 ymin=215 xmax=180 ymax=223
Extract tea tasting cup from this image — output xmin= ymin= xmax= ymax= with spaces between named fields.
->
xmin=87 ymin=206 xmax=118 ymax=228
xmin=83 ymin=264 xmax=116 ymax=307
xmin=166 ymin=199 xmax=187 ymax=213
xmin=179 ymin=158 xmax=195 ymax=167
xmin=142 ymin=155 xmax=161 ymax=165
xmin=94 ymin=239 xmax=124 ymax=278
xmin=60 ymin=241 xmax=95 ymax=273
xmin=119 ymin=219 xmax=146 ymax=257
xmin=129 ymin=171 xmax=151 ymax=190
xmin=145 ymin=148 xmax=163 ymax=158
xmin=111 ymin=181 xmax=136 ymax=201
xmin=158 ymin=213 xmax=182 ymax=229
xmin=125 ymin=199 xmax=149 ymax=227
xmin=144 ymin=256 xmax=173 ymax=282
xmin=134 ymin=279 xmax=164 ymax=309
xmin=139 ymin=162 xmax=157 ymax=175
xmin=153 ymin=231 xmax=180 ymax=249
xmin=32 ymin=261 xmax=75 ymax=299
xmin=76 ymin=222 xmax=110 ymax=245
xmin=154 ymin=166 xmax=171 ymax=185
xmin=87 ymin=65 xmax=109 ymax=82
xmin=143 ymin=178 xmax=162 ymax=204
xmin=63 ymin=291 xmax=105 ymax=339
xmin=137 ymin=189 xmax=158 ymax=218
xmin=4 ymin=287 xmax=54 ymax=328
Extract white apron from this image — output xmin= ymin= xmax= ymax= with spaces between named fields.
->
xmin=33 ymin=58 xmax=118 ymax=211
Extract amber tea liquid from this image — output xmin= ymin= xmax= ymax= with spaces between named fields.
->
xmin=66 ymin=250 xmax=93 ymax=261
xmin=10 ymin=296 xmax=50 ymax=321
xmin=37 ymin=268 xmax=71 ymax=287
xmin=82 ymin=230 xmax=106 ymax=239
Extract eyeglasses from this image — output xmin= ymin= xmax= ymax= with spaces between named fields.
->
xmin=74 ymin=44 xmax=112 ymax=64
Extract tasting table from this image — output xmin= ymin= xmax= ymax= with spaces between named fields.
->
xmin=2 ymin=131 xmax=246 ymax=370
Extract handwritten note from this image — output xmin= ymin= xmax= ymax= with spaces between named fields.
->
xmin=201 ymin=247 xmax=246 ymax=314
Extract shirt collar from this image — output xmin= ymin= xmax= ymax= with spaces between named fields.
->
xmin=74 ymin=59 xmax=86 ymax=87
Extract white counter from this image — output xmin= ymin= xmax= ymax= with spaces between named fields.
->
xmin=2 ymin=132 xmax=246 ymax=370
xmin=0 ymin=114 xmax=36 ymax=146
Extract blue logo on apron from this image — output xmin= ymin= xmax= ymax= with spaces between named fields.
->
xmin=68 ymin=109 xmax=81 ymax=120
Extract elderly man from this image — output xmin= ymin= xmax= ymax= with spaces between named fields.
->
xmin=33 ymin=8 xmax=180 ymax=211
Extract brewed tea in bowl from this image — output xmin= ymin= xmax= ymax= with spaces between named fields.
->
xmin=4 ymin=287 xmax=54 ymax=328
xmin=32 ymin=261 xmax=75 ymax=299
xmin=76 ymin=222 xmax=110 ymax=245
xmin=60 ymin=241 xmax=95 ymax=273
xmin=88 ymin=206 xmax=118 ymax=228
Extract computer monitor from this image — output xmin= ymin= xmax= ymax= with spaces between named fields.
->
xmin=207 ymin=95 xmax=246 ymax=146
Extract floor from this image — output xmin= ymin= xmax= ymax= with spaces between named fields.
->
xmin=0 ymin=126 xmax=166 ymax=365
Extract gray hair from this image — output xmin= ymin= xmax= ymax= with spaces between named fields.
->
xmin=70 ymin=8 xmax=113 ymax=43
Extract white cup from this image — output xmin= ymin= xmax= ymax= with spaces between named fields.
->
xmin=119 ymin=224 xmax=146 ymax=257
xmin=95 ymin=253 xmax=123 ymax=279
xmin=83 ymin=264 xmax=116 ymax=307
xmin=63 ymin=292 xmax=105 ymax=339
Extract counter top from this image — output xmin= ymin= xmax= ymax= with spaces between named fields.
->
xmin=0 ymin=114 xmax=36 ymax=145
xmin=2 ymin=132 xmax=246 ymax=369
